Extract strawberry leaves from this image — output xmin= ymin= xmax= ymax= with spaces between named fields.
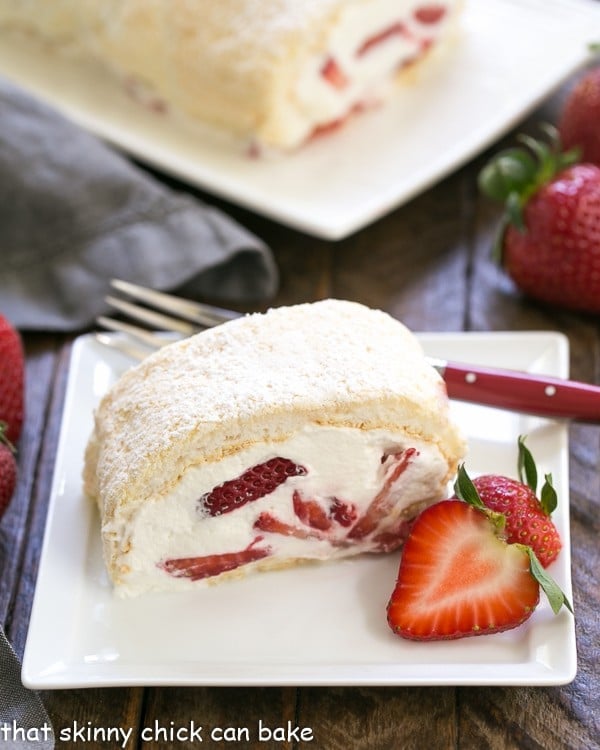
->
xmin=517 ymin=434 xmax=557 ymax=515
xmin=479 ymin=125 xmax=579 ymax=211
xmin=478 ymin=126 xmax=581 ymax=260
xmin=524 ymin=546 xmax=573 ymax=615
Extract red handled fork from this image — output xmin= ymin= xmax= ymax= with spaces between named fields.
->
xmin=96 ymin=279 xmax=600 ymax=423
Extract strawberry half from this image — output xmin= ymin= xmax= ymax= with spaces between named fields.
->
xmin=456 ymin=436 xmax=562 ymax=568
xmin=387 ymin=500 xmax=540 ymax=640
xmin=387 ymin=479 xmax=572 ymax=641
xmin=199 ymin=457 xmax=306 ymax=516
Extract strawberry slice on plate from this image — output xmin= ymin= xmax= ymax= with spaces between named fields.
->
xmin=387 ymin=487 xmax=572 ymax=641
xmin=387 ymin=500 xmax=540 ymax=640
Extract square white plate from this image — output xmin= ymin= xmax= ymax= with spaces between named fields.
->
xmin=1 ymin=0 xmax=599 ymax=239
xmin=22 ymin=331 xmax=576 ymax=688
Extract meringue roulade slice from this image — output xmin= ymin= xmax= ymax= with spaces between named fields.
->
xmin=83 ymin=299 xmax=465 ymax=597
xmin=0 ymin=0 xmax=462 ymax=151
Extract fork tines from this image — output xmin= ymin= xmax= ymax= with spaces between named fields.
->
xmin=96 ymin=279 xmax=242 ymax=360
xmin=109 ymin=279 xmax=240 ymax=327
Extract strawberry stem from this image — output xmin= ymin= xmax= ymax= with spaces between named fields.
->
xmin=523 ymin=546 xmax=573 ymax=615
xmin=517 ymin=434 xmax=537 ymax=492
xmin=453 ymin=464 xmax=506 ymax=533
xmin=517 ymin=435 xmax=557 ymax=515
xmin=540 ymin=473 xmax=558 ymax=516
xmin=453 ymin=464 xmax=486 ymax=509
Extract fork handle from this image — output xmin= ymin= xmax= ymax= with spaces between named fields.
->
xmin=437 ymin=360 xmax=600 ymax=422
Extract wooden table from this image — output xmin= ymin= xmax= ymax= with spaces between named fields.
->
xmin=2 ymin=68 xmax=600 ymax=750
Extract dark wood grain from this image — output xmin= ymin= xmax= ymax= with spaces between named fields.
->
xmin=2 ymin=59 xmax=600 ymax=750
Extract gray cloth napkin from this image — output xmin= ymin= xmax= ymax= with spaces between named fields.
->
xmin=0 ymin=76 xmax=279 ymax=331
xmin=0 ymin=628 xmax=54 ymax=749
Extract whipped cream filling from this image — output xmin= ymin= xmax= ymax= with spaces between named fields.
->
xmin=106 ymin=426 xmax=452 ymax=596
xmin=267 ymin=0 xmax=457 ymax=148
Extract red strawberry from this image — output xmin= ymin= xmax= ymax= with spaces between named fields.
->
xmin=320 ymin=57 xmax=348 ymax=89
xmin=387 ymin=498 xmax=571 ymax=641
xmin=356 ymin=22 xmax=410 ymax=57
xmin=470 ymin=475 xmax=561 ymax=568
xmin=414 ymin=4 xmax=447 ymax=24
xmin=293 ymin=491 xmax=332 ymax=531
xmin=387 ymin=501 xmax=539 ymax=640
xmin=454 ymin=436 xmax=561 ymax=568
xmin=348 ymin=448 xmax=418 ymax=540
xmin=160 ymin=537 xmax=271 ymax=581
xmin=0 ymin=315 xmax=25 ymax=444
xmin=253 ymin=494 xmax=357 ymax=541
xmin=199 ymin=457 xmax=306 ymax=516
xmin=559 ymin=66 xmax=600 ymax=166
xmin=254 ymin=512 xmax=324 ymax=541
xmin=479 ymin=128 xmax=600 ymax=314
xmin=329 ymin=498 xmax=358 ymax=527
xmin=0 ymin=423 xmax=17 ymax=520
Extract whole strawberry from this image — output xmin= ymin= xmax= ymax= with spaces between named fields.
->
xmin=479 ymin=128 xmax=600 ymax=314
xmin=454 ymin=437 xmax=562 ymax=568
xmin=0 ymin=422 xmax=17 ymax=521
xmin=0 ymin=315 xmax=25 ymax=444
xmin=559 ymin=66 xmax=600 ymax=166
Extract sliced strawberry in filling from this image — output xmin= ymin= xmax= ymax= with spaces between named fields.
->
xmin=165 ymin=445 xmax=425 ymax=583
xmin=371 ymin=514 xmax=419 ymax=553
xmin=254 ymin=512 xmax=326 ymax=541
xmin=414 ymin=4 xmax=447 ymax=24
xmin=293 ymin=490 xmax=332 ymax=531
xmin=356 ymin=21 xmax=412 ymax=57
xmin=308 ymin=102 xmax=371 ymax=142
xmin=160 ymin=537 xmax=271 ymax=581
xmin=321 ymin=57 xmax=349 ymax=89
xmin=329 ymin=498 xmax=358 ymax=527
xmin=199 ymin=457 xmax=306 ymax=516
xmin=348 ymin=447 xmax=419 ymax=540
xmin=255 ymin=492 xmax=359 ymax=543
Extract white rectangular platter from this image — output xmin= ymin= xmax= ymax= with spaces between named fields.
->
xmin=21 ymin=331 xmax=576 ymax=688
xmin=1 ymin=0 xmax=599 ymax=238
